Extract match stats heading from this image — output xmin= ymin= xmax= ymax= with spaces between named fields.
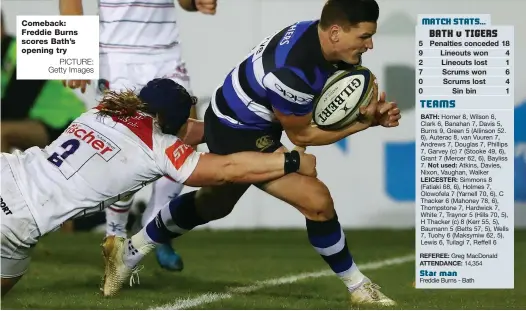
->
xmin=415 ymin=14 xmax=514 ymax=290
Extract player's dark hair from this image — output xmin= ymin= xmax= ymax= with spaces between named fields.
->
xmin=319 ymin=0 xmax=379 ymax=30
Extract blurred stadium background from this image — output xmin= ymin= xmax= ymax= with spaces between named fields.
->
xmin=1 ymin=0 xmax=525 ymax=309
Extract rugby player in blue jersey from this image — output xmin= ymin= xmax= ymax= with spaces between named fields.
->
xmin=103 ymin=0 xmax=401 ymax=306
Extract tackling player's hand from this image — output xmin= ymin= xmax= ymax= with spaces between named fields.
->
xmin=62 ymin=79 xmax=91 ymax=93
xmin=373 ymin=91 xmax=401 ymax=128
xmin=295 ymin=148 xmax=317 ymax=178
xmin=195 ymin=0 xmax=217 ymax=15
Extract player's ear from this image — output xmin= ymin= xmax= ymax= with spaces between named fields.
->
xmin=329 ymin=24 xmax=340 ymax=43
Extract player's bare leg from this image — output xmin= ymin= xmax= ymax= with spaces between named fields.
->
xmin=102 ymin=172 xmax=394 ymax=306
xmin=259 ymin=163 xmax=395 ymax=306
xmin=1 ymin=276 xmax=22 ymax=297
xmin=173 ymin=147 xmax=396 ymax=306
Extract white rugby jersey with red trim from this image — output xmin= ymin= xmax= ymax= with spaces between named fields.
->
xmin=2 ymin=108 xmax=201 ymax=235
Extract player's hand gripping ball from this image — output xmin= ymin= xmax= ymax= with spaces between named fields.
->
xmin=312 ymin=66 xmax=376 ymax=130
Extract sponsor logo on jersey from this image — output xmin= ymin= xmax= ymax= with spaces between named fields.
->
xmin=264 ymin=72 xmax=314 ymax=105
xmin=255 ymin=135 xmax=274 ymax=151
xmin=165 ymin=140 xmax=194 ymax=170
xmin=274 ymin=83 xmax=311 ymax=104
xmin=1 ymin=197 xmax=12 ymax=215
xmin=64 ymin=123 xmax=120 ymax=160
xmin=280 ymin=22 xmax=300 ymax=45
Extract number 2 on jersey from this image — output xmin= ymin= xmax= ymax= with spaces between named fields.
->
xmin=47 ymin=139 xmax=80 ymax=167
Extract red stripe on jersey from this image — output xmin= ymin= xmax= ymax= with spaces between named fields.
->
xmin=108 ymin=112 xmax=154 ymax=150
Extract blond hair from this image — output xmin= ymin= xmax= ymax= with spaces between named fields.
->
xmin=96 ymin=89 xmax=148 ymax=117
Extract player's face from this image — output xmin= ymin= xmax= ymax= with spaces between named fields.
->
xmin=337 ymin=22 xmax=377 ymax=64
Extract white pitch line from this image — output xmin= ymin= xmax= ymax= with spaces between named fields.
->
xmin=151 ymin=253 xmax=414 ymax=310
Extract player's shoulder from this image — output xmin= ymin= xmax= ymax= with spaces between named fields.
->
xmin=263 ymin=20 xmax=318 ymax=58
xmin=276 ymin=19 xmax=318 ymax=41
xmin=152 ymin=130 xmax=199 ymax=173
xmin=273 ymin=20 xmax=320 ymax=63
xmin=267 ymin=19 xmax=329 ymax=79
xmin=78 ymin=108 xmax=158 ymax=150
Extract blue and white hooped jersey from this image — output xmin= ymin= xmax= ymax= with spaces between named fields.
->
xmin=210 ymin=20 xmax=354 ymax=130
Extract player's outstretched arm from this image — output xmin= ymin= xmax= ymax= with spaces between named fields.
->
xmin=183 ymin=150 xmax=317 ymax=187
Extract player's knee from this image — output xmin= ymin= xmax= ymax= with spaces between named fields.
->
xmin=299 ymin=180 xmax=335 ymax=221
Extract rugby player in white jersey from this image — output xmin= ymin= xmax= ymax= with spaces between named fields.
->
xmin=0 ymin=78 xmax=316 ymax=297
xmin=60 ymin=0 xmax=217 ymax=271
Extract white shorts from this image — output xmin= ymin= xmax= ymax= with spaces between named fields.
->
xmin=97 ymin=56 xmax=192 ymax=99
xmin=1 ymin=156 xmax=40 ymax=278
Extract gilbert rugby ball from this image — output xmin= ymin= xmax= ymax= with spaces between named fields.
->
xmin=312 ymin=66 xmax=375 ymax=130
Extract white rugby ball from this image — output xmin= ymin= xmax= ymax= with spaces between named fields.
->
xmin=312 ymin=67 xmax=375 ymax=130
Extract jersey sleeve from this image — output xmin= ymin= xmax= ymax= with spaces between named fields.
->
xmin=262 ymin=67 xmax=315 ymax=116
xmin=153 ymin=133 xmax=203 ymax=184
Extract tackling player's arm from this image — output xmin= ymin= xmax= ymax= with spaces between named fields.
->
xmin=157 ymin=139 xmax=317 ymax=187
xmin=183 ymin=151 xmax=316 ymax=186
xmin=264 ymin=68 xmax=377 ymax=147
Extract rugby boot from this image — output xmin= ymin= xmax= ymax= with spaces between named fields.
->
xmin=155 ymin=243 xmax=184 ymax=272
xmin=349 ymin=277 xmax=397 ymax=307
xmin=101 ymin=235 xmax=143 ymax=297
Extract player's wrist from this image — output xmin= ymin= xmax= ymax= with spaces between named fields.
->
xmin=355 ymin=112 xmax=375 ymax=127
xmin=284 ymin=151 xmax=300 ymax=174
